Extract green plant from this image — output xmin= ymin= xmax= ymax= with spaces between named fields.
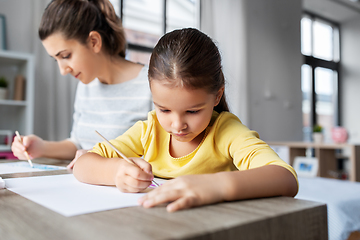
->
xmin=0 ymin=76 xmax=8 ymax=88
xmin=313 ymin=124 xmax=323 ymax=133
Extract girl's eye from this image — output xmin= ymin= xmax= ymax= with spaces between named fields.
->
xmin=187 ymin=110 xmax=199 ymax=114
xmin=63 ymin=54 xmax=71 ymax=59
xmin=160 ymin=109 xmax=170 ymax=113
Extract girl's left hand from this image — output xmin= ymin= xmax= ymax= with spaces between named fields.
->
xmin=138 ymin=173 xmax=227 ymax=212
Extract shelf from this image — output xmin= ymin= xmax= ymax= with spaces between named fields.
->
xmin=0 ymin=50 xmax=34 ymax=142
xmin=0 ymin=99 xmax=27 ymax=106
xmin=0 ymin=145 xmax=11 ymax=151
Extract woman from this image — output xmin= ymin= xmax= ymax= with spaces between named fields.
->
xmin=11 ymin=0 xmax=152 ymax=168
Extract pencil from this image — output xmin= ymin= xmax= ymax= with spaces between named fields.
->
xmin=95 ymin=130 xmax=159 ymax=187
xmin=15 ymin=131 xmax=34 ymax=168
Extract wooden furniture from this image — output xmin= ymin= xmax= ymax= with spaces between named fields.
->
xmin=268 ymin=141 xmax=360 ymax=182
xmin=0 ymin=158 xmax=327 ymax=240
xmin=0 ymin=51 xmax=34 ymax=153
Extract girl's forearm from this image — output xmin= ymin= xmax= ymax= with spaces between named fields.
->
xmin=73 ymin=152 xmax=120 ymax=186
xmin=218 ymin=165 xmax=298 ymax=202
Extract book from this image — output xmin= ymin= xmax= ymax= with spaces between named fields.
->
xmin=13 ymin=74 xmax=26 ymax=101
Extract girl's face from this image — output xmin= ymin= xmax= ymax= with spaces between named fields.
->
xmin=42 ymin=32 xmax=99 ymax=84
xmin=151 ymin=80 xmax=223 ymax=144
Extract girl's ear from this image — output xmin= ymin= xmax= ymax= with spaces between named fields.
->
xmin=88 ymin=31 xmax=102 ymax=53
xmin=214 ymin=86 xmax=225 ymax=106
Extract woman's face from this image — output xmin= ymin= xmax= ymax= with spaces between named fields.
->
xmin=42 ymin=32 xmax=99 ymax=84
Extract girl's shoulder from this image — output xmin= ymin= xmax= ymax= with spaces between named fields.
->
xmin=209 ymin=111 xmax=255 ymax=137
xmin=210 ymin=111 xmax=243 ymax=127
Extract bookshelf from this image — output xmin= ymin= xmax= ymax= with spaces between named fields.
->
xmin=0 ymin=50 xmax=34 ymax=152
xmin=268 ymin=141 xmax=360 ymax=182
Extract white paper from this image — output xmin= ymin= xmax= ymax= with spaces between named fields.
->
xmin=0 ymin=177 xmax=4 ymax=188
xmin=0 ymin=162 xmax=66 ymax=174
xmin=5 ymin=174 xmax=166 ymax=217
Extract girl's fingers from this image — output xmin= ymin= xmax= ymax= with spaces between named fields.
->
xmin=126 ymin=161 xmax=153 ymax=181
xmin=166 ymin=196 xmax=198 ymax=212
xmin=131 ymin=157 xmax=153 ymax=175
xmin=114 ymin=160 xmax=152 ymax=192
xmin=139 ymin=182 xmax=184 ymax=208
xmin=140 ymin=187 xmax=199 ymax=212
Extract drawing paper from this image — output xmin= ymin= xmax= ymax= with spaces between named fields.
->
xmin=0 ymin=161 xmax=66 ymax=174
xmin=5 ymin=174 xmax=166 ymax=217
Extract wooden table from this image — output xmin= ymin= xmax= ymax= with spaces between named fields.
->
xmin=0 ymin=158 xmax=328 ymax=240
xmin=268 ymin=141 xmax=360 ymax=182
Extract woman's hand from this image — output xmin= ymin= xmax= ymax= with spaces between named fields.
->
xmin=11 ymin=134 xmax=45 ymax=160
xmin=138 ymin=173 xmax=227 ymax=212
xmin=114 ymin=157 xmax=154 ymax=193
xmin=67 ymin=149 xmax=89 ymax=169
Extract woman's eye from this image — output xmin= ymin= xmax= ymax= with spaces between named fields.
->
xmin=160 ymin=109 xmax=169 ymax=113
xmin=63 ymin=54 xmax=71 ymax=59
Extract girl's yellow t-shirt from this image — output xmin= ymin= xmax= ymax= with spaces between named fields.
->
xmin=90 ymin=110 xmax=297 ymax=182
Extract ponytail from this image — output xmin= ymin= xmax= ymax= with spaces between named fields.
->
xmin=39 ymin=0 xmax=126 ymax=58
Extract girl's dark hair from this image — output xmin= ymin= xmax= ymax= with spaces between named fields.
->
xmin=148 ymin=28 xmax=229 ymax=113
xmin=39 ymin=0 xmax=126 ymax=58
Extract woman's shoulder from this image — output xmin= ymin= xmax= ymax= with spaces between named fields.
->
xmin=132 ymin=64 xmax=148 ymax=82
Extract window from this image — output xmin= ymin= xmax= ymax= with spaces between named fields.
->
xmin=301 ymin=13 xmax=340 ymax=142
xmin=110 ymin=0 xmax=200 ymax=65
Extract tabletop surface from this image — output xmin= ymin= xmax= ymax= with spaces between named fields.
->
xmin=0 ymin=158 xmax=328 ymax=240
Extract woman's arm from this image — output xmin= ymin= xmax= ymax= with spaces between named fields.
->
xmin=138 ymin=165 xmax=298 ymax=212
xmin=40 ymin=139 xmax=78 ymax=160
xmin=12 ymin=134 xmax=78 ymax=160
xmin=73 ymin=152 xmax=154 ymax=192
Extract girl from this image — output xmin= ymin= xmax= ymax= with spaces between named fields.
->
xmin=11 ymin=0 xmax=153 ymax=168
xmin=73 ymin=28 xmax=298 ymax=212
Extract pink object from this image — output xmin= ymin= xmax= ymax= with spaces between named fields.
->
xmin=0 ymin=151 xmax=16 ymax=159
xmin=332 ymin=127 xmax=348 ymax=144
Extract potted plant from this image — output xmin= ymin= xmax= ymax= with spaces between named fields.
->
xmin=312 ymin=124 xmax=323 ymax=143
xmin=0 ymin=76 xmax=8 ymax=100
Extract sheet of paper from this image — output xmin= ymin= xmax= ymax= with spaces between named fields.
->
xmin=0 ymin=162 xmax=66 ymax=174
xmin=5 ymin=174 xmax=166 ymax=217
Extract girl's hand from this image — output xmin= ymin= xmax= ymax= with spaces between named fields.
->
xmin=114 ymin=157 xmax=154 ymax=193
xmin=138 ymin=173 xmax=227 ymax=212
xmin=11 ymin=134 xmax=45 ymax=160
xmin=67 ymin=149 xmax=89 ymax=169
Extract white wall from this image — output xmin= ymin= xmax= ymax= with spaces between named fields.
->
xmin=341 ymin=17 xmax=360 ymax=143
xmin=0 ymin=1 xmax=34 ymax=53
xmin=245 ymin=0 xmax=303 ymax=141
xmin=201 ymin=0 xmax=303 ymax=142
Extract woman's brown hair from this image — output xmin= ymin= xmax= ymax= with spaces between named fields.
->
xmin=39 ymin=0 xmax=126 ymax=58
xmin=148 ymin=28 xmax=229 ymax=113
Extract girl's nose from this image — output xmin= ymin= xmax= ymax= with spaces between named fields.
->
xmin=172 ymin=116 xmax=187 ymax=132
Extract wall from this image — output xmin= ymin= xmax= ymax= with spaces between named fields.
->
xmin=341 ymin=17 xmax=360 ymax=143
xmin=246 ymin=0 xmax=303 ymax=141
xmin=0 ymin=1 xmax=34 ymax=53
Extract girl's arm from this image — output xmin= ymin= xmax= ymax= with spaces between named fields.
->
xmin=73 ymin=152 xmax=154 ymax=192
xmin=138 ymin=165 xmax=298 ymax=212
